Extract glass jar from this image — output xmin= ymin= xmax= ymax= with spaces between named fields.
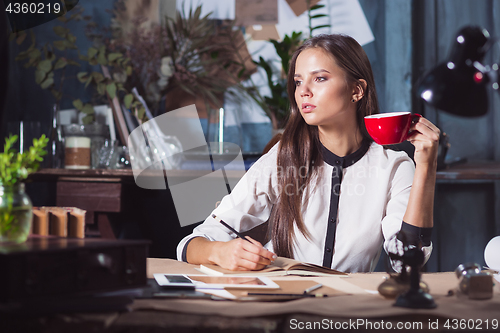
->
xmin=0 ymin=183 xmax=33 ymax=244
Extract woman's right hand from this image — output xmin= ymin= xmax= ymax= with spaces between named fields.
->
xmin=209 ymin=237 xmax=277 ymax=271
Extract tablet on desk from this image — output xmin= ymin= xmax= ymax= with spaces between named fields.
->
xmin=154 ymin=274 xmax=280 ymax=289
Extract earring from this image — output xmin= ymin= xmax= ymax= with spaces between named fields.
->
xmin=352 ymin=99 xmax=356 ymax=103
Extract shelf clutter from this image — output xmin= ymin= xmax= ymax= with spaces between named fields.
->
xmin=32 ymin=207 xmax=86 ymax=238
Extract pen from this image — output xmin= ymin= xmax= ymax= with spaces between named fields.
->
xmin=212 ymin=214 xmax=252 ymax=243
xmin=246 ymin=292 xmax=328 ymax=298
xmin=303 ymin=283 xmax=323 ymax=294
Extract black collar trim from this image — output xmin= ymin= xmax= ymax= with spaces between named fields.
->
xmin=321 ymin=139 xmax=370 ymax=168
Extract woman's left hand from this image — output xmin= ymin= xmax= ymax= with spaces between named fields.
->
xmin=407 ymin=116 xmax=440 ymax=167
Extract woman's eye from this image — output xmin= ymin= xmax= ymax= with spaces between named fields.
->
xmin=294 ymin=80 xmax=302 ymax=86
xmin=316 ymin=77 xmax=326 ymax=82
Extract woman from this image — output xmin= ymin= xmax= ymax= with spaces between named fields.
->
xmin=177 ymin=34 xmax=440 ymax=273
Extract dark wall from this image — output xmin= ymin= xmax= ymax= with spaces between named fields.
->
xmin=0 ymin=1 xmax=9 ymax=132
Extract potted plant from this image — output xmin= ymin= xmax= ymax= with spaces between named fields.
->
xmin=0 ymin=134 xmax=48 ymax=243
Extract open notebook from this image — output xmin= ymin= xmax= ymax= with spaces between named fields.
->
xmin=198 ymin=256 xmax=347 ymax=277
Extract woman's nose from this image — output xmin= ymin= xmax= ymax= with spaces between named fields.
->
xmin=299 ymin=84 xmax=312 ymax=97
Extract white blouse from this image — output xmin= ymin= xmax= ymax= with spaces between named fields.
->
xmin=177 ymin=141 xmax=432 ymax=273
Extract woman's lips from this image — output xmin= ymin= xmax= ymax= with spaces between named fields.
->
xmin=301 ymin=103 xmax=316 ymax=113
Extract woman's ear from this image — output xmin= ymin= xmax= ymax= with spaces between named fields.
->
xmin=352 ymin=79 xmax=367 ymax=102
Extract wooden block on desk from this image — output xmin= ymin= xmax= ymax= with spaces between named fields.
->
xmin=66 ymin=207 xmax=86 ymax=238
xmin=48 ymin=207 xmax=68 ymax=237
xmin=32 ymin=207 xmax=49 ymax=236
xmin=56 ymin=181 xmax=121 ymax=212
xmin=33 ymin=207 xmax=87 ymax=238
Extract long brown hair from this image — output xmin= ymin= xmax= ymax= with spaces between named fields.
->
xmin=272 ymin=34 xmax=380 ymax=258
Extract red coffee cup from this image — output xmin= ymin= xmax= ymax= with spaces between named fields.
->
xmin=364 ymin=112 xmax=421 ymax=145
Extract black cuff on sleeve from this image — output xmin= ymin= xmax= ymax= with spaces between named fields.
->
xmin=397 ymin=221 xmax=432 ymax=247
xmin=181 ymin=237 xmax=197 ymax=263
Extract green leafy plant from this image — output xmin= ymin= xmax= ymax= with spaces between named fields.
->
xmin=307 ymin=2 xmax=331 ymax=36
xmin=0 ymin=134 xmax=49 ymax=187
xmin=0 ymin=134 xmax=48 ymax=241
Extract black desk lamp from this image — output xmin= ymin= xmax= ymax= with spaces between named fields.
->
xmin=417 ymin=25 xmax=499 ymax=117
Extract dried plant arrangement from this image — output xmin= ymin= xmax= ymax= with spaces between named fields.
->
xmin=107 ymin=3 xmax=256 ymax=117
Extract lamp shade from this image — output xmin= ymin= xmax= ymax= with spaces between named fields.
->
xmin=417 ymin=26 xmax=490 ymax=117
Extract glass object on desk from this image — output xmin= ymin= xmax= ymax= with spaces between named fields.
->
xmin=0 ymin=183 xmax=32 ymax=244
xmin=63 ymin=124 xmax=110 ymax=169
xmin=128 ymin=134 xmax=183 ymax=170
xmin=153 ymin=135 xmax=183 ymax=169
xmin=97 ymin=140 xmax=131 ymax=169
xmin=108 ymin=145 xmax=131 ymax=169
xmin=84 ymin=124 xmax=110 ymax=169
xmin=206 ymin=107 xmax=243 ymax=155
xmin=62 ymin=125 xmax=90 ymax=169
xmin=97 ymin=139 xmax=115 ymax=169
xmin=64 ymin=136 xmax=91 ymax=169
xmin=47 ymin=104 xmax=64 ymax=168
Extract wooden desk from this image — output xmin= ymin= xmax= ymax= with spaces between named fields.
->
xmin=3 ymin=258 xmax=500 ymax=332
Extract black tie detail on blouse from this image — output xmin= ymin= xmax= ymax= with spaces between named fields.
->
xmin=321 ymin=139 xmax=371 ymax=268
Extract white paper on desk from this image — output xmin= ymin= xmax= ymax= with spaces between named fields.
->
xmin=271 ymin=275 xmax=368 ymax=295
xmin=277 ymin=0 xmax=374 ymax=46
xmin=364 ymin=289 xmax=380 ymax=295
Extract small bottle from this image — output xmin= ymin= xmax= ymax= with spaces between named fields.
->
xmin=47 ymin=104 xmax=63 ymax=168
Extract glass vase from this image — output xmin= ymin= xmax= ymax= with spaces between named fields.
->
xmin=0 ymin=183 xmax=33 ymax=244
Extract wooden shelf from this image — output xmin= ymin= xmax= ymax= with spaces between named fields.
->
xmin=32 ymin=161 xmax=500 ymax=182
xmin=30 ymin=168 xmax=247 ymax=183
xmin=436 ymin=161 xmax=500 ymax=180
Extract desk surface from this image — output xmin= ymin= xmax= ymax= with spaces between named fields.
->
xmin=4 ymin=258 xmax=499 ymax=333
xmin=143 ymin=259 xmax=500 ymax=320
